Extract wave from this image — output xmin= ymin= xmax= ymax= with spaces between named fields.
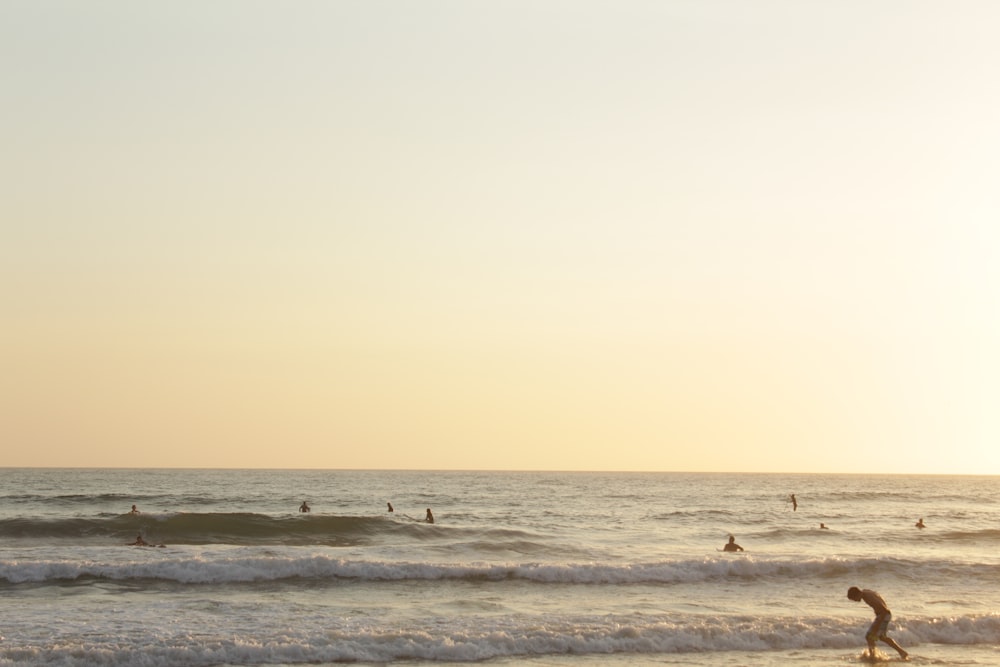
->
xmin=741 ymin=524 xmax=1000 ymax=543
xmin=822 ymin=489 xmax=1000 ymax=505
xmin=925 ymin=528 xmax=1000 ymax=542
xmin=0 ymin=512 xmax=449 ymax=545
xmin=4 ymin=553 xmax=999 ymax=586
xmin=2 ymin=611 xmax=999 ymax=666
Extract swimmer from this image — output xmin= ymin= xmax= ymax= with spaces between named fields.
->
xmin=722 ymin=535 xmax=743 ymax=552
xmin=846 ymin=586 xmax=908 ymax=660
xmin=387 ymin=502 xmax=394 ymax=513
xmin=131 ymin=534 xmax=149 ymax=546
xmin=915 ymin=518 xmax=925 ymax=529
xmin=299 ymin=501 xmax=310 ymax=513
xmin=129 ymin=505 xmax=140 ymax=514
xmin=820 ymin=523 xmax=829 ymax=529
xmin=425 ymin=508 xmax=434 ymax=524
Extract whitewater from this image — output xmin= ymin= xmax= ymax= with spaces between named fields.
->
xmin=1 ymin=469 xmax=999 ymax=666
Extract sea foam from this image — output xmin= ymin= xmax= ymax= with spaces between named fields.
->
xmin=3 ymin=552 xmax=999 ymax=586
xmin=4 ymin=612 xmax=1000 ymax=666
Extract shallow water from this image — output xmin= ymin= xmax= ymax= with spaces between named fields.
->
xmin=2 ymin=469 xmax=999 ymax=665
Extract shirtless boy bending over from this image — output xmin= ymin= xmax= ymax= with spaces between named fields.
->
xmin=847 ymin=587 xmax=908 ymax=660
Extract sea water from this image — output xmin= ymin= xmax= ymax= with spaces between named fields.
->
xmin=1 ymin=469 xmax=999 ymax=666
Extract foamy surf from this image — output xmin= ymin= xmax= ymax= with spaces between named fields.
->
xmin=3 ymin=612 xmax=998 ymax=666
xmin=3 ymin=551 xmax=998 ymax=586
xmin=3 ymin=469 xmax=1000 ymax=666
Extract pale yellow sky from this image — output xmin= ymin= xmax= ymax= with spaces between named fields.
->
xmin=2 ymin=1 xmax=999 ymax=473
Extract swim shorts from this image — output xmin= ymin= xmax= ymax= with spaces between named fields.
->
xmin=866 ymin=612 xmax=891 ymax=641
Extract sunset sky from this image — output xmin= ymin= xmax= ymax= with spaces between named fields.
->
xmin=3 ymin=1 xmax=999 ymax=473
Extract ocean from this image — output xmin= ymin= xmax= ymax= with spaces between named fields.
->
xmin=1 ymin=469 xmax=999 ymax=666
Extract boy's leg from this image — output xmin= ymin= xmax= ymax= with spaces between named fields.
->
xmin=881 ymin=636 xmax=907 ymax=659
xmin=865 ymin=619 xmax=880 ymax=656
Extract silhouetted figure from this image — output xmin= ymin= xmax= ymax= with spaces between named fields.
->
xmin=790 ymin=494 xmax=797 ymax=511
xmin=915 ymin=517 xmax=925 ymax=529
xmin=299 ymin=501 xmax=311 ymax=513
xmin=387 ymin=502 xmax=394 ymax=513
xmin=847 ymin=587 xmax=908 ymax=660
xmin=132 ymin=534 xmax=148 ymax=546
xmin=722 ymin=535 xmax=743 ymax=552
xmin=129 ymin=505 xmax=140 ymax=514
xmin=425 ymin=508 xmax=434 ymax=524
xmin=820 ymin=523 xmax=829 ymax=529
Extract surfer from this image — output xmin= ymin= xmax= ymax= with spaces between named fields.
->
xmin=129 ymin=504 xmax=140 ymax=514
xmin=915 ymin=517 xmax=925 ymax=529
xmin=790 ymin=494 xmax=797 ymax=511
xmin=425 ymin=508 xmax=434 ymax=524
xmin=722 ymin=535 xmax=743 ymax=552
xmin=387 ymin=502 xmax=394 ymax=513
xmin=299 ymin=501 xmax=310 ymax=513
xmin=131 ymin=534 xmax=149 ymax=546
xmin=846 ymin=587 xmax=908 ymax=660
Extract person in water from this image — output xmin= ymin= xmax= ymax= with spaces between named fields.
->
xmin=790 ymin=494 xmax=797 ymax=511
xmin=387 ymin=502 xmax=394 ymax=513
xmin=847 ymin=587 xmax=908 ymax=660
xmin=129 ymin=505 xmax=140 ymax=514
xmin=132 ymin=534 xmax=149 ymax=546
xmin=722 ymin=535 xmax=743 ymax=552
xmin=299 ymin=501 xmax=310 ymax=513
xmin=915 ymin=517 xmax=925 ymax=529
xmin=425 ymin=508 xmax=434 ymax=524
xmin=820 ymin=523 xmax=829 ymax=529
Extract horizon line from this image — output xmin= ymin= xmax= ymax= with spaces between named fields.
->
xmin=1 ymin=466 xmax=994 ymax=477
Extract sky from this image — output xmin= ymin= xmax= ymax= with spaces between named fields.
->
xmin=2 ymin=1 xmax=999 ymax=473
